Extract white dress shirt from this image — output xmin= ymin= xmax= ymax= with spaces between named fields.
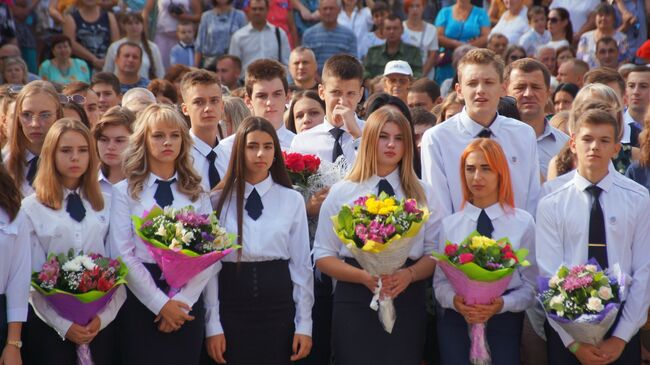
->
xmin=108 ymin=173 xmax=215 ymax=315
xmin=22 ymin=191 xmax=126 ymax=338
xmin=215 ymin=125 xmax=295 ymax=177
xmin=290 ymin=117 xmax=364 ymax=164
xmin=313 ymin=168 xmax=445 ymax=261
xmin=540 ymin=162 xmax=618 ymax=201
xmin=98 ymin=170 xmax=116 ymax=197
xmin=190 ymin=130 xmax=225 ymax=192
xmin=420 ymin=108 xmax=541 ymax=215
xmin=337 ymin=7 xmax=372 ymax=57
xmin=433 ymin=202 xmax=536 ymax=313
xmin=536 ymin=170 xmax=650 ymax=345
xmin=0 ymin=209 xmax=30 ymax=323
xmin=622 ymin=110 xmax=640 ymax=144
xmin=537 ymin=122 xmax=569 ymax=179
xmin=203 ymin=174 xmax=314 ymax=336
xmin=228 ymin=22 xmax=291 ymax=69
xmin=490 ymin=7 xmax=530 ymax=45
xmin=2 ymin=150 xmax=36 ymax=197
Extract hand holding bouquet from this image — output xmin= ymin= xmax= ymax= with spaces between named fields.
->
xmin=32 ymin=249 xmax=128 ymax=365
xmin=538 ymin=261 xmax=624 ymax=346
xmin=332 ymin=192 xmax=429 ymax=333
xmin=432 ymin=232 xmax=530 ymax=365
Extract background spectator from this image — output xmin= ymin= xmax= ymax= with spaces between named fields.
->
xmin=195 ymin=0 xmax=246 ymax=68
xmin=545 ymin=7 xmax=572 ymax=50
xmin=1 ymin=57 xmax=28 ymax=85
xmin=489 ymin=0 xmax=529 ymax=45
xmin=402 ymin=0 xmax=438 ymax=79
xmin=577 ymin=3 xmax=629 ymax=69
xmin=39 ymin=35 xmax=91 ymax=85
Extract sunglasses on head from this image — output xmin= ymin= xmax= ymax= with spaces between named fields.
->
xmin=59 ymin=94 xmax=87 ymax=105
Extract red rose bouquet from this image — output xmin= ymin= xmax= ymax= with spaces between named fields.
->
xmin=283 ymin=151 xmax=320 ymax=189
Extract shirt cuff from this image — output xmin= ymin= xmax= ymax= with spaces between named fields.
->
xmin=146 ymin=292 xmax=170 ymax=315
xmin=295 ymin=319 xmax=312 ymax=336
xmin=7 ymin=307 xmax=28 ymax=322
xmin=612 ymin=320 xmax=636 ymax=343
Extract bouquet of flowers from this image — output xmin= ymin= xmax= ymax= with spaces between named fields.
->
xmin=133 ymin=206 xmax=238 ymax=296
xmin=32 ymin=249 xmax=128 ymax=365
xmin=332 ymin=192 xmax=429 ymax=333
xmin=432 ymin=232 xmax=530 ymax=365
xmin=538 ymin=260 xmax=624 ymax=345
xmin=283 ymin=151 xmax=321 ymax=190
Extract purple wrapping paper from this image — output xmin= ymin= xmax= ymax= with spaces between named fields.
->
xmin=437 ymin=260 xmax=514 ymax=305
xmin=42 ymin=286 xmax=118 ymax=325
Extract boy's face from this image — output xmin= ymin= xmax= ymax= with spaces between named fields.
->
xmin=455 ymin=64 xmax=505 ymax=120
xmin=177 ymin=25 xmax=195 ymax=44
xmin=487 ymin=36 xmax=508 ymax=56
xmin=318 ymin=76 xmax=363 ymax=121
xmin=246 ymin=78 xmax=288 ymax=128
xmin=182 ymin=83 xmax=224 ymax=130
xmin=92 ymin=83 xmax=121 ymax=113
xmin=407 ymin=91 xmax=435 ymax=110
xmin=571 ymin=123 xmax=620 ymax=173
xmin=531 ymin=14 xmax=546 ymax=33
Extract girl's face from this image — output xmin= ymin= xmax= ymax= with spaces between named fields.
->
xmin=146 ymin=121 xmax=182 ymax=166
xmin=557 ymin=50 xmax=573 ymax=66
xmin=293 ymin=98 xmax=325 ymax=133
xmin=244 ymin=130 xmax=275 ymax=182
xmin=407 ymin=0 xmax=423 ymax=19
xmin=52 ymin=41 xmax=72 ymax=60
xmin=123 ymin=20 xmax=144 ymax=38
xmin=507 ymin=50 xmax=525 ymax=64
xmin=547 ymin=10 xmax=565 ymax=34
xmin=554 ymin=90 xmax=574 ymax=113
xmin=376 ymin=121 xmax=404 ymax=172
xmin=97 ymin=124 xmax=131 ymax=168
xmin=372 ymin=10 xmax=387 ymax=27
xmin=444 ymin=103 xmax=463 ymax=121
xmin=464 ymin=150 xmax=499 ymax=205
xmin=4 ymin=64 xmax=25 ymax=85
xmin=55 ymin=130 xmax=90 ymax=188
xmin=19 ymin=93 xmax=59 ymax=149
xmin=84 ymin=90 xmax=101 ymax=127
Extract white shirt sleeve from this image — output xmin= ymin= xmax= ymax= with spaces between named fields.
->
xmin=96 ymin=286 xmax=127 ymax=330
xmin=5 ymin=212 xmax=31 ymax=322
xmin=313 ymin=185 xmax=345 ymax=261
xmin=203 ymin=272 xmax=223 ymax=337
xmin=287 ymin=196 xmax=314 ymax=336
xmin=420 ymin=128 xmax=454 ymax=214
xmin=433 ymin=222 xmax=457 ymax=310
xmin=501 ymin=218 xmax=537 ymax=313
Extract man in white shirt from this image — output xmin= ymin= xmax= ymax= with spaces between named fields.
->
xmin=624 ymin=66 xmax=650 ymax=131
xmin=228 ymin=0 xmax=291 ymax=70
xmin=180 ymin=69 xmax=226 ymax=192
xmin=421 ymin=48 xmax=541 ymax=215
xmin=505 ymin=58 xmax=569 ymax=178
xmin=537 ymin=108 xmax=650 ymax=365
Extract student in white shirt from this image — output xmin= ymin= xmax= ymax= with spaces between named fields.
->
xmin=314 ymin=107 xmax=445 ymax=365
xmin=203 ymin=117 xmax=314 ymax=365
xmin=21 ymin=119 xmax=125 ymax=364
xmin=180 ymin=69 xmax=227 ymax=192
xmin=421 ymin=48 xmax=541 ymax=215
xmin=537 ymin=109 xmax=650 ymax=365
xmin=216 ymin=59 xmax=295 ymax=176
xmin=434 ymin=138 xmax=536 ymax=365
xmin=4 ymin=81 xmax=64 ymax=197
xmin=108 ymin=104 xmax=214 ymax=364
xmin=0 ymin=164 xmax=29 ymax=364
xmin=91 ymin=106 xmax=135 ymax=196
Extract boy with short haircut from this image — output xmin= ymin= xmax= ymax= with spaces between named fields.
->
xmin=537 ymin=109 xmax=650 ymax=365
xmin=410 ymin=107 xmax=436 ymax=152
xmin=170 ymin=21 xmax=196 ymax=67
xmin=519 ymin=6 xmax=551 ymax=57
xmin=91 ymin=72 xmax=123 ymax=115
xmin=180 ymin=69 xmax=226 ymax=192
xmin=407 ymin=78 xmax=441 ymax=111
xmin=420 ymin=48 xmax=540 ymax=215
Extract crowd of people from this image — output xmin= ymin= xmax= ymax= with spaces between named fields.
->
xmin=1 ymin=0 xmax=650 ymax=364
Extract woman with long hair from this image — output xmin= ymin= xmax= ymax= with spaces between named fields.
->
xmin=4 ymin=81 xmax=65 ymax=197
xmin=108 ymin=104 xmax=212 ymax=364
xmin=0 ymin=163 xmax=29 ymax=365
xmin=21 ymin=118 xmax=125 ymax=364
xmin=104 ymin=12 xmax=165 ymax=80
xmin=203 ymin=117 xmax=313 ymax=364
xmin=92 ymin=106 xmax=136 ymax=194
xmin=286 ymin=90 xmax=325 ymax=134
xmin=546 ymin=7 xmax=572 ymax=50
xmin=435 ymin=138 xmax=535 ymax=364
xmin=553 ymin=82 xmax=579 ymax=114
xmin=313 ymin=107 xmax=444 ymax=365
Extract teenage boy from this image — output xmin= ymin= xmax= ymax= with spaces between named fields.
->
xmin=420 ymin=48 xmax=540 ymax=215
xmin=91 ymin=72 xmax=123 ymax=115
xmin=519 ymin=6 xmax=551 ymax=57
xmin=180 ymin=69 xmax=226 ymax=192
xmin=537 ymin=109 xmax=650 ymax=365
xmin=624 ymin=66 xmax=650 ymax=130
xmin=215 ymin=58 xmax=294 ymax=175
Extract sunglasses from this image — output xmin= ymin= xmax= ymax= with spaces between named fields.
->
xmin=548 ymin=17 xmax=560 ymax=24
xmin=59 ymin=94 xmax=87 ymax=105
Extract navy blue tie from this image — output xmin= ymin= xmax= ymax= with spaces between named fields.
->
xmin=587 ymin=185 xmax=608 ymax=268
xmin=476 ymin=209 xmax=494 ymax=238
xmin=377 ymin=179 xmax=395 ymax=196
xmin=477 ymin=129 xmax=492 ymax=138
xmin=154 ymin=178 xmax=176 ymax=208
xmin=66 ymin=193 xmax=86 ymax=222
xmin=245 ymin=188 xmax=263 ymax=220
xmin=206 ymin=151 xmax=221 ymax=189
xmin=26 ymin=156 xmax=38 ymax=186
xmin=329 ymin=127 xmax=344 ymax=162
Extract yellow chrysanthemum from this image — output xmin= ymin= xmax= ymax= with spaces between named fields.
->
xmin=365 ymin=197 xmax=397 ymax=215
xmin=469 ymin=236 xmax=497 ymax=250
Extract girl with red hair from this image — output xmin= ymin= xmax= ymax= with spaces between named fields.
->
xmin=434 ymin=138 xmax=537 ymax=364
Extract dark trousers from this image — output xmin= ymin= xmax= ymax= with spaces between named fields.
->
xmin=437 ymin=307 xmax=524 ymax=365
xmin=296 ymin=268 xmax=333 ymax=365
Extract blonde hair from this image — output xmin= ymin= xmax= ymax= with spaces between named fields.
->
xmin=549 ymin=111 xmax=569 ymax=134
xmin=123 ymin=104 xmax=203 ymax=201
xmin=223 ymin=96 xmax=251 ymax=136
xmin=34 ymin=118 xmax=104 ymax=211
xmin=2 ymin=57 xmax=28 ymax=85
xmin=569 ymin=84 xmax=623 ymax=138
xmin=6 ymin=81 xmax=64 ymax=189
xmin=347 ymin=106 xmax=426 ymax=203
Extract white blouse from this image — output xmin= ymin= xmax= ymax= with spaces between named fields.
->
xmin=0 ymin=208 xmax=30 ymax=323
xmin=108 ymin=173 xmax=215 ymax=316
xmin=22 ymin=192 xmax=126 ymax=338
xmin=203 ymin=174 xmax=314 ymax=337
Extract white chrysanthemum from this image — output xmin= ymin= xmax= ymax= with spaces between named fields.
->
xmin=79 ymin=255 xmax=97 ymax=270
xmin=587 ymin=297 xmax=604 ymax=312
xmin=549 ymin=275 xmax=561 ymax=288
xmin=549 ymin=294 xmax=564 ymax=307
xmin=62 ymin=258 xmax=82 ymax=272
xmin=597 ymin=286 xmax=613 ymax=300
xmin=585 ymin=264 xmax=598 ymax=273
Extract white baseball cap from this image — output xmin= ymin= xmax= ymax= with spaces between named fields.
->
xmin=383 ymin=60 xmax=413 ymax=77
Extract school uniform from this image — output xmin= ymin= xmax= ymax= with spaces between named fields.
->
xmin=434 ymin=202 xmax=536 ymax=365
xmin=190 ymin=130 xmax=226 ymax=192
xmin=2 ymin=150 xmax=38 ymax=197
xmin=0 ymin=208 xmax=30 ymax=347
xmin=420 ymin=108 xmax=541 ymax=215
xmin=21 ymin=191 xmax=126 ymax=365
xmin=313 ymin=169 xmax=445 ymax=365
xmin=536 ymin=170 xmax=650 ymax=364
xmin=108 ymin=173 xmax=215 ymax=364
xmin=202 ymin=174 xmax=314 ymax=365
xmin=98 ymin=170 xmax=115 ymax=197
xmin=290 ymin=116 xmax=365 ymax=165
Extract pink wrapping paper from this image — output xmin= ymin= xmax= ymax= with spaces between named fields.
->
xmin=437 ymin=260 xmax=514 ymax=304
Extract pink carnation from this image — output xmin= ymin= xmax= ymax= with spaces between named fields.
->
xmin=354 ymin=196 xmax=369 ymax=206
xmin=562 ymin=273 xmax=594 ymax=292
xmin=38 ymin=257 xmax=60 ymax=285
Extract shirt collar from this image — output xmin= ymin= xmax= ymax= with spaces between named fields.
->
xmin=145 ymin=172 xmax=179 ymax=188
xmin=24 ymin=149 xmax=35 ymax=164
xmin=538 ymin=121 xmax=559 ymax=142
xmin=365 ymin=168 xmax=401 ymax=192
xmin=63 ymin=186 xmax=82 ymax=199
xmin=245 ymin=173 xmax=273 ymax=199
xmin=190 ymin=129 xmax=218 ymax=156
xmin=463 ymin=202 xmax=506 ymax=222
xmin=573 ymin=169 xmax=615 ymax=193
xmin=98 ymin=169 xmax=110 ymax=185
xmin=458 ymin=108 xmax=501 ymax=137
